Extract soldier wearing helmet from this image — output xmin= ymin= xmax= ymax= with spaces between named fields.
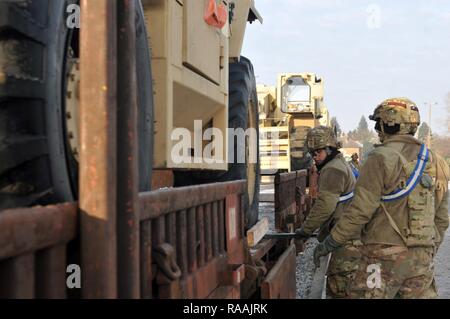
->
xmin=348 ymin=153 xmax=361 ymax=177
xmin=370 ymin=97 xmax=421 ymax=140
xmin=294 ymin=126 xmax=361 ymax=298
xmin=314 ymin=98 xmax=449 ymax=298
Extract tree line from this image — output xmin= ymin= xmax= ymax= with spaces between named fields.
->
xmin=331 ymin=115 xmax=377 ymax=160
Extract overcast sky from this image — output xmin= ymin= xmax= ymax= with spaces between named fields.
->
xmin=242 ymin=0 xmax=450 ymax=134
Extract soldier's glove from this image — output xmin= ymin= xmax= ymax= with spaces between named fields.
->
xmin=294 ymin=227 xmax=310 ymax=240
xmin=313 ymin=235 xmax=341 ymax=268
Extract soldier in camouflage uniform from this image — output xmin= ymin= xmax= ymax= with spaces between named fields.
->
xmin=314 ymin=98 xmax=450 ymax=299
xmin=349 ymin=153 xmax=361 ymax=171
xmin=295 ymin=126 xmax=361 ymax=299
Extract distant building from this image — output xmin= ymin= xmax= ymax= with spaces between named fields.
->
xmin=341 ymin=139 xmax=363 ymax=161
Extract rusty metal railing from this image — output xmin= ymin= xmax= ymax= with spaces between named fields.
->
xmin=0 ymin=203 xmax=77 ymax=298
xmin=275 ymin=170 xmax=309 ymax=233
xmin=0 ymin=180 xmax=248 ymax=299
xmin=139 ymin=180 xmax=247 ymax=299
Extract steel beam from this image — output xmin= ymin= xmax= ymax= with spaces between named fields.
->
xmin=116 ymin=0 xmax=140 ymax=299
xmin=79 ymin=0 xmax=118 ymax=298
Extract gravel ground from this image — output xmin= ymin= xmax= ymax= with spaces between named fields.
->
xmin=435 ymin=190 xmax=450 ymax=298
xmin=435 ymin=190 xmax=450 ymax=299
xmin=296 ymin=238 xmax=319 ymax=299
xmin=435 ymin=227 xmax=450 ymax=298
xmin=258 ymin=192 xmax=320 ymax=299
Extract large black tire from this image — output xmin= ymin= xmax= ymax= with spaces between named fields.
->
xmin=0 ymin=0 xmax=153 ymax=210
xmin=225 ymin=57 xmax=260 ymax=229
xmin=175 ymin=57 xmax=261 ymax=229
xmin=135 ymin=0 xmax=154 ymax=193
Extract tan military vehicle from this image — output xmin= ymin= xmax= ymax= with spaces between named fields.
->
xmin=0 ymin=0 xmax=262 ymax=227
xmin=258 ymin=73 xmax=329 ymax=173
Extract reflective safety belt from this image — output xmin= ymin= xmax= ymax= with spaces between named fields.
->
xmin=350 ymin=165 xmax=360 ymax=179
xmin=338 ymin=162 xmax=360 ymax=203
xmin=338 ymin=191 xmax=354 ymax=203
xmin=381 ymin=144 xmax=429 ymax=202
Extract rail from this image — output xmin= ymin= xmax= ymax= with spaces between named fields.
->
xmin=139 ymin=180 xmax=247 ymax=299
xmin=274 ymin=170 xmax=309 ymax=233
xmin=0 ymin=203 xmax=77 ymax=298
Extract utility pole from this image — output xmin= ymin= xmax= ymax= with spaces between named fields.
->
xmin=424 ymin=102 xmax=437 ymax=148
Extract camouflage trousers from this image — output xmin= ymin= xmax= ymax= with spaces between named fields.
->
xmin=347 ymin=244 xmax=437 ymax=299
xmin=326 ymin=241 xmax=362 ymax=299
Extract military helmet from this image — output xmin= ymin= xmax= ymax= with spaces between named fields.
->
xmin=306 ymin=126 xmax=341 ymax=151
xmin=369 ymin=97 xmax=421 ymax=135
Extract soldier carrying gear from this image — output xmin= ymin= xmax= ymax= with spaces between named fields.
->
xmin=295 ymin=126 xmax=361 ymax=299
xmin=314 ymin=97 xmax=449 ymax=299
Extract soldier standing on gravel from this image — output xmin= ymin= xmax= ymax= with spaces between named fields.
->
xmin=294 ymin=126 xmax=361 ymax=299
xmin=314 ymin=98 xmax=450 ymax=298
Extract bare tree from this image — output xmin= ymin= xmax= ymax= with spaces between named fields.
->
xmin=418 ymin=122 xmax=431 ymax=142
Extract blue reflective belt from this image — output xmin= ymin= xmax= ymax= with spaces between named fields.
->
xmin=351 ymin=166 xmax=360 ymax=179
xmin=381 ymin=144 xmax=429 ymax=202
xmin=339 ymin=191 xmax=354 ymax=203
xmin=338 ymin=164 xmax=359 ymax=203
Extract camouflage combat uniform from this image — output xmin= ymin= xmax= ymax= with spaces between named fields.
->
xmin=300 ymin=127 xmax=360 ymax=299
xmin=328 ymin=98 xmax=450 ymax=299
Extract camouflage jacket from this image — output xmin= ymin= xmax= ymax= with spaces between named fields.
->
xmin=302 ymin=153 xmax=357 ymax=240
xmin=331 ymin=135 xmax=450 ymax=247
